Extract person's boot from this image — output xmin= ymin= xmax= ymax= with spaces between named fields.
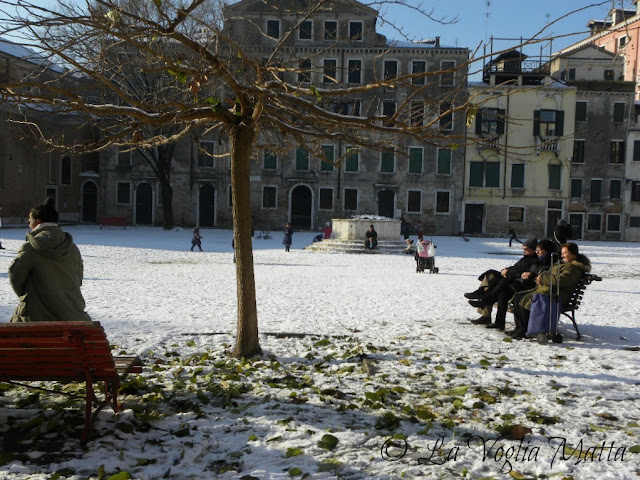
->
xmin=509 ymin=328 xmax=526 ymax=340
xmin=468 ymin=299 xmax=487 ymax=308
xmin=470 ymin=316 xmax=490 ymax=325
xmin=486 ymin=323 xmax=505 ymax=331
xmin=464 ymin=288 xmax=486 ymax=299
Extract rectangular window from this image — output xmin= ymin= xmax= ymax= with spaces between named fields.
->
xmin=323 ymin=59 xmax=337 ymax=84
xmin=296 ymin=147 xmax=309 ymax=170
xmin=437 ymin=148 xmax=452 ymax=175
xmin=344 ymin=188 xmax=358 ymax=210
xmin=382 ymin=100 xmax=396 ymax=123
xmin=435 ymin=191 xmax=450 ymax=214
xmin=469 ymin=162 xmax=499 ymax=187
xmin=587 ymin=213 xmax=602 ymax=231
xmin=383 ymin=60 xmax=398 ymax=80
xmin=590 ymin=179 xmax=602 ymax=204
xmin=198 ymin=141 xmax=215 ymax=168
xmin=548 ymin=164 xmax=562 ymax=190
xmin=570 ymin=178 xmax=582 ymax=198
xmin=440 ymin=60 xmax=455 ymax=86
xmin=632 ymin=181 xmax=640 ymax=202
xmin=407 ymin=190 xmax=421 ymax=212
xmin=349 ymin=21 xmax=363 ymax=41
xmin=630 ymin=216 xmax=640 ymax=227
xmin=610 ymin=179 xmax=622 ymax=200
xmin=410 ymin=102 xmax=424 ymax=126
xmin=511 ymin=164 xmax=524 ymax=189
xmin=607 ymin=214 xmax=621 ymax=232
xmin=319 ymin=188 xmax=333 ymax=210
xmin=117 ymin=182 xmax=131 ymax=204
xmin=439 ymin=102 xmax=453 ymax=130
xmin=324 ymin=20 xmax=337 ymax=40
xmin=344 ymin=147 xmax=359 ymax=172
xmin=534 ymin=109 xmax=564 ymax=137
xmin=320 ymin=145 xmax=335 ymax=171
xmin=604 ymin=69 xmax=614 ymax=80
xmin=263 ymin=150 xmax=277 ymax=170
xmin=380 ymin=150 xmax=394 ymax=173
xmin=477 ymin=108 xmax=504 ymax=136
xmin=298 ymin=59 xmax=311 ymax=84
xmin=262 ymin=186 xmax=276 ymax=209
xmin=117 ymin=148 xmax=132 ymax=167
xmin=568 ymin=68 xmax=576 ymax=81
xmin=613 ymin=102 xmax=625 ymax=122
xmin=408 ymin=147 xmax=423 ymax=174
xmin=610 ymin=140 xmax=625 ymax=164
xmin=48 ymin=155 xmax=57 ymax=183
xmin=575 ymin=101 xmax=587 ymax=122
xmin=508 ymin=206 xmax=524 ymax=223
xmin=412 ymin=60 xmax=426 ymax=85
xmin=634 ymin=140 xmax=640 ymax=162
xmin=573 ymin=140 xmax=585 ymax=163
xmin=299 ymin=20 xmax=312 ymax=40
xmin=60 ymin=156 xmax=72 ymax=185
xmin=347 ymin=59 xmax=361 ymax=84
xmin=266 ymin=19 xmax=280 ymax=39
xmin=334 ymin=99 xmax=361 ymax=116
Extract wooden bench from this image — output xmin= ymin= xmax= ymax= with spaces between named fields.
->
xmin=561 ymin=273 xmax=602 ymax=340
xmin=98 ymin=217 xmax=128 ymax=229
xmin=0 ymin=321 xmax=142 ymax=444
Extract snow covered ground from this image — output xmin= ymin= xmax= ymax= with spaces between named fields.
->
xmin=0 ymin=225 xmax=638 ymax=480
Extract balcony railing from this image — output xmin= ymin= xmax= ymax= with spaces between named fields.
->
xmin=537 ymin=137 xmax=558 ymax=152
xmin=479 ymin=136 xmax=500 ymax=150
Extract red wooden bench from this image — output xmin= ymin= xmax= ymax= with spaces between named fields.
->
xmin=0 ymin=321 xmax=142 ymax=444
xmin=98 ymin=217 xmax=128 ymax=228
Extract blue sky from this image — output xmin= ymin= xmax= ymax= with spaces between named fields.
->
xmin=377 ymin=1 xmax=630 ymax=60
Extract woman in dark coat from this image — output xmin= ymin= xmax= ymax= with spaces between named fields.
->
xmin=510 ymin=242 xmax=590 ymax=339
xmin=9 ymin=197 xmax=91 ymax=323
xmin=282 ymin=222 xmax=293 ymax=252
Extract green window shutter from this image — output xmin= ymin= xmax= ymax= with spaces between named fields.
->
xmin=533 ymin=110 xmax=540 ymax=136
xmin=345 ymin=149 xmax=358 ymax=172
xmin=475 ymin=111 xmax=483 ymax=135
xmin=575 ymin=102 xmax=587 ymax=122
xmin=497 ymin=109 xmax=506 ymax=134
xmin=549 ymin=164 xmax=561 ymax=190
xmin=437 ymin=149 xmax=451 ymax=174
xmin=296 ymin=147 xmax=309 ymax=170
xmin=613 ymin=103 xmax=625 ymax=122
xmin=469 ymin=162 xmax=484 ymax=187
xmin=320 ymin=145 xmax=334 ymax=171
xmin=634 ymin=140 xmax=640 ymax=162
xmin=571 ymin=179 xmax=582 ymax=198
xmin=555 ymin=111 xmax=564 ymax=136
xmin=510 ymin=164 xmax=524 ymax=188
xmin=486 ymin=163 xmax=500 ymax=187
xmin=263 ymin=150 xmax=277 ymax=169
xmin=381 ymin=150 xmax=394 ymax=172
xmin=408 ymin=148 xmax=423 ymax=173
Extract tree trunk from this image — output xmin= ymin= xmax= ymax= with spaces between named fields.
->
xmin=160 ymin=180 xmax=174 ymax=230
xmin=230 ymin=124 xmax=261 ymax=358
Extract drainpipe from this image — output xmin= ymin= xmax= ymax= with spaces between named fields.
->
xmin=502 ymin=88 xmax=510 ymax=200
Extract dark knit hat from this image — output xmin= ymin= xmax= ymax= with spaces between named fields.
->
xmin=537 ymin=238 xmax=556 ymax=253
xmin=523 ymin=237 xmax=538 ymax=250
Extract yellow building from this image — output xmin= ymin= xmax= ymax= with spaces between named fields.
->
xmin=465 ymin=51 xmax=576 ymax=239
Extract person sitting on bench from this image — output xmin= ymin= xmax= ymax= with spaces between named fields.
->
xmin=8 ymin=197 xmax=91 ymax=323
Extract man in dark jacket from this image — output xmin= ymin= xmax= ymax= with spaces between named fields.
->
xmin=465 ymin=237 xmax=539 ymax=329
xmin=8 ymin=198 xmax=91 ymax=323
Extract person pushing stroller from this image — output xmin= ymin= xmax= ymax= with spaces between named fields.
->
xmin=415 ymin=234 xmax=438 ymax=273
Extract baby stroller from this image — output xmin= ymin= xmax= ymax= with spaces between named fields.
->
xmin=415 ymin=239 xmax=438 ymax=273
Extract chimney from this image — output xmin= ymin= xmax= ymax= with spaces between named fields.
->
xmin=435 ymin=36 xmax=440 ymax=47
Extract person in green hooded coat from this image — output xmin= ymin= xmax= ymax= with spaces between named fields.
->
xmin=8 ymin=197 xmax=91 ymax=323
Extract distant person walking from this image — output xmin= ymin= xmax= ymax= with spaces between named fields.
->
xmin=8 ymin=197 xmax=91 ymax=323
xmin=191 ymin=227 xmax=203 ymax=251
xmin=0 ymin=204 xmax=4 ymax=250
xmin=507 ymin=227 xmax=522 ymax=247
xmin=282 ymin=222 xmax=293 ymax=252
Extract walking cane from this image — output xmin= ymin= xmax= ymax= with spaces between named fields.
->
xmin=538 ymin=252 xmax=558 ymax=345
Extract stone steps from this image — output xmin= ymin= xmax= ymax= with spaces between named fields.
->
xmin=304 ymin=239 xmax=408 ymax=254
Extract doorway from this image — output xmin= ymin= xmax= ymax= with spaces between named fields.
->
xmin=135 ymin=183 xmax=153 ymax=225
xmin=290 ymin=185 xmax=312 ymax=229
xmin=199 ymin=184 xmax=215 ymax=227
xmin=464 ymin=204 xmax=484 ymax=234
xmin=81 ymin=181 xmax=98 ymax=223
xmin=569 ymin=213 xmax=583 ymax=240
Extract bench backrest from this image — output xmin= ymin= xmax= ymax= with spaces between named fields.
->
xmin=562 ymin=273 xmax=601 ymax=313
xmin=0 ymin=321 xmax=118 ymax=382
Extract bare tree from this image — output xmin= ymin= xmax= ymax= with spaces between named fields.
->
xmin=0 ymin=0 xmax=472 ymax=357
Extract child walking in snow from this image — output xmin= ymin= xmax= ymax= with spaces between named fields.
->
xmin=191 ymin=227 xmax=203 ymax=251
